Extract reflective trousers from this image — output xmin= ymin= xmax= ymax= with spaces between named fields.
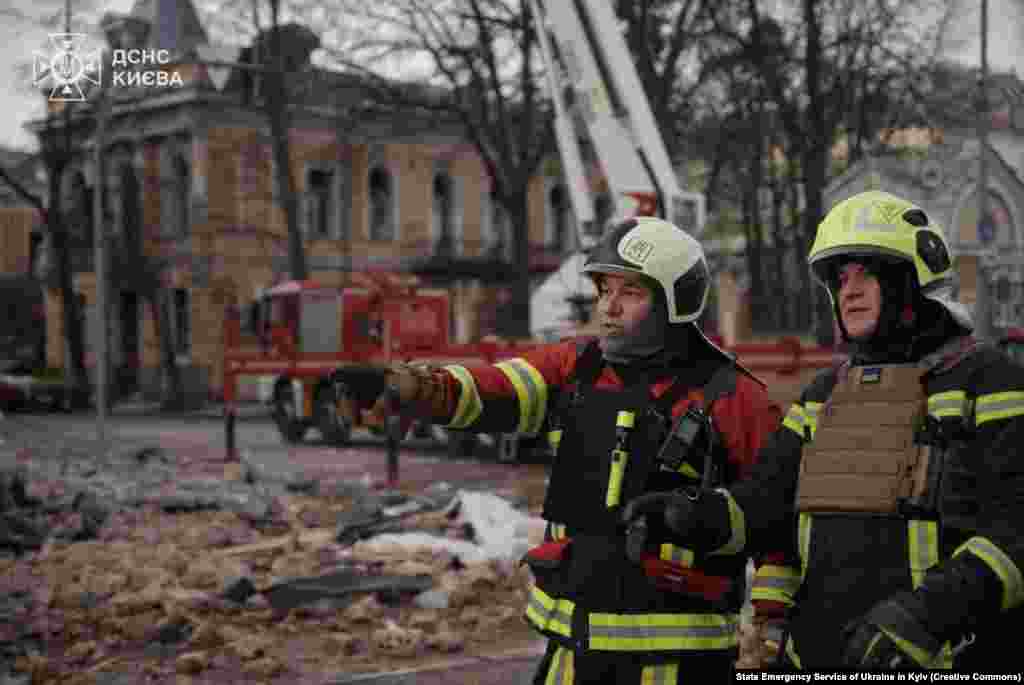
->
xmin=532 ymin=642 xmax=736 ymax=684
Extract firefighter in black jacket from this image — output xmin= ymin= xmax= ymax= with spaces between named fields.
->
xmin=624 ymin=190 xmax=1024 ymax=669
xmin=365 ymin=218 xmax=785 ymax=682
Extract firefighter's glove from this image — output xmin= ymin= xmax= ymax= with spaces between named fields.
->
xmin=840 ymin=592 xmax=942 ymax=669
xmin=620 ymin=489 xmax=733 ymax=552
xmin=361 ymin=364 xmax=452 ymax=429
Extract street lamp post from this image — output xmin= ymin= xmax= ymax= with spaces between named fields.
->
xmin=975 ymin=0 xmax=993 ymax=342
xmin=92 ymin=87 xmax=109 ymax=442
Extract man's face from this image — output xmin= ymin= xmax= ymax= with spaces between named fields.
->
xmin=837 ymin=262 xmax=883 ymax=340
xmin=595 ymin=273 xmax=654 ymax=339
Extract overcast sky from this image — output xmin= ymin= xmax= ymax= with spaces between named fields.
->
xmin=0 ymin=0 xmax=1022 ymax=153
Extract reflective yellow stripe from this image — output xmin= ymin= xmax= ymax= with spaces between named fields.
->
xmin=709 ymin=488 xmax=745 ymax=556
xmin=786 ymin=636 xmax=803 ymax=668
xmin=804 ymin=402 xmax=822 ymax=439
xmin=677 ymin=461 xmax=700 ymax=479
xmin=928 ymin=390 xmax=967 ymax=419
xmin=907 ymin=520 xmax=953 ymax=668
xmin=525 ymin=585 xmax=574 ymax=638
xmin=547 ymin=428 xmax=562 ymax=452
xmin=548 ymin=522 xmax=567 ymax=540
xmin=954 ymin=536 xmax=1024 ymax=610
xmin=797 ymin=513 xmax=812 ymax=581
xmin=641 ymin=661 xmax=679 ymax=685
xmin=495 ymin=358 xmax=549 ymax=434
xmin=659 ymin=544 xmax=695 ymax=567
xmin=975 ymin=391 xmax=1024 ymax=426
xmin=544 ymin=646 xmax=574 ymax=685
xmin=606 ymin=449 xmax=629 ymax=507
xmin=751 ymin=564 xmax=802 ymax=605
xmin=782 ymin=403 xmax=807 ymax=437
xmin=443 ymin=364 xmax=483 ymax=429
xmin=588 ymin=612 xmax=738 ymax=651
xmin=907 ymin=519 xmax=939 ymax=588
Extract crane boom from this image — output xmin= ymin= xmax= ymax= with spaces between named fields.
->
xmin=529 ymin=0 xmax=707 ymax=340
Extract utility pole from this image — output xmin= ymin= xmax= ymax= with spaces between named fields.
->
xmin=975 ymin=0 xmax=992 ymax=342
xmin=93 ymin=84 xmax=109 ymax=441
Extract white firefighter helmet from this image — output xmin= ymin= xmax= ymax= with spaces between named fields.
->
xmin=582 ymin=216 xmax=710 ymax=325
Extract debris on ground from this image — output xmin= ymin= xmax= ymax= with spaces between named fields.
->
xmin=0 ymin=438 xmax=548 ymax=684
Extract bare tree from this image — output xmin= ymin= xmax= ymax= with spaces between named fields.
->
xmin=308 ymin=0 xmax=555 ymax=339
xmin=698 ymin=0 xmax=968 ymax=339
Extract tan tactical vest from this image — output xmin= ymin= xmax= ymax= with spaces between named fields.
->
xmin=796 ymin=364 xmax=932 ymax=514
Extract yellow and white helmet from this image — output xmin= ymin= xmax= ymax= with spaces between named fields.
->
xmin=808 ymin=190 xmax=972 ymax=331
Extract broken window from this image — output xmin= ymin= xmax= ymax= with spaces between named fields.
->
xmin=305 ymin=168 xmax=333 ymax=239
xmin=433 ymin=172 xmax=454 ymax=256
xmin=161 ymin=151 xmax=191 ymax=238
xmin=368 ymin=166 xmax=395 ymax=242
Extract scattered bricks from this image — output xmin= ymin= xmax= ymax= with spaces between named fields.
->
xmin=175 ymin=650 xmax=210 ymax=675
xmin=188 ymin=621 xmax=226 ymax=650
xmin=426 ymin=627 xmax=466 ymax=654
xmin=242 ymin=655 xmax=285 ymax=678
xmin=371 ymin=620 xmax=426 ymax=659
xmin=325 ymin=631 xmax=366 ymax=656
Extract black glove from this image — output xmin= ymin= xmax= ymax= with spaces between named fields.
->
xmin=620 ymin=489 xmax=733 ymax=551
xmin=840 ymin=592 xmax=943 ymax=668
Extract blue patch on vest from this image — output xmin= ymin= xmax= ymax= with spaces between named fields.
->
xmin=861 ymin=367 xmax=882 ymax=384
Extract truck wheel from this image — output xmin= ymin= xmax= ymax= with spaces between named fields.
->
xmin=315 ymin=384 xmax=352 ymax=446
xmin=273 ymin=381 xmax=307 ymax=444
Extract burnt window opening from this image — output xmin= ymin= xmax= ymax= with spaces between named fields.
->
xmin=368 ymin=166 xmax=395 ymax=242
xmin=305 ymin=168 xmax=333 ymax=239
xmin=433 ymin=172 xmax=454 ymax=256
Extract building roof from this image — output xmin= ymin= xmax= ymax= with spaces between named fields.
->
xmin=127 ymin=0 xmax=208 ymax=55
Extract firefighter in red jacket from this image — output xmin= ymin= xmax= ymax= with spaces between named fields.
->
xmin=366 ymin=217 xmax=784 ymax=682
xmin=623 ymin=191 xmax=1024 ymax=669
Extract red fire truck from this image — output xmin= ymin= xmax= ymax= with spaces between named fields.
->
xmin=222 ymin=271 xmax=840 ymax=457
xmin=222 ymin=272 xmax=538 ymax=450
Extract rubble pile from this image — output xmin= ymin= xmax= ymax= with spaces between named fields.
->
xmin=0 ymin=449 xmax=546 ymax=684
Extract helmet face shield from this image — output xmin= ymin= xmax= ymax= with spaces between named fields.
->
xmin=583 ymin=217 xmax=709 ymax=324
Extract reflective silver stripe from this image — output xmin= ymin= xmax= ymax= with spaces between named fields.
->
xmin=544 ymin=646 xmax=573 ymax=685
xmin=588 ymin=613 xmax=739 ymax=651
xmin=955 ymin=537 xmax=1024 ymax=610
xmin=495 ymin=358 xmax=548 ymax=434
xmin=751 ymin=565 xmax=802 ymax=603
xmin=641 ymin=661 xmax=679 ymax=685
xmin=782 ymin=404 xmax=807 ymax=437
xmin=804 ymin=402 xmax=822 ymax=439
xmin=444 ymin=364 xmax=483 ymax=429
xmin=928 ymin=390 xmax=967 ymax=419
xmin=975 ymin=391 xmax=1024 ymax=426
xmin=907 ymin=519 xmax=938 ymax=588
xmin=659 ymin=543 xmax=694 ymax=567
xmin=525 ymin=586 xmax=573 ymax=638
xmin=798 ymin=513 xmax=812 ymax=580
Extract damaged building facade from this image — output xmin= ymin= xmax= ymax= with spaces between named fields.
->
xmin=28 ymin=0 xmax=578 ymax=405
